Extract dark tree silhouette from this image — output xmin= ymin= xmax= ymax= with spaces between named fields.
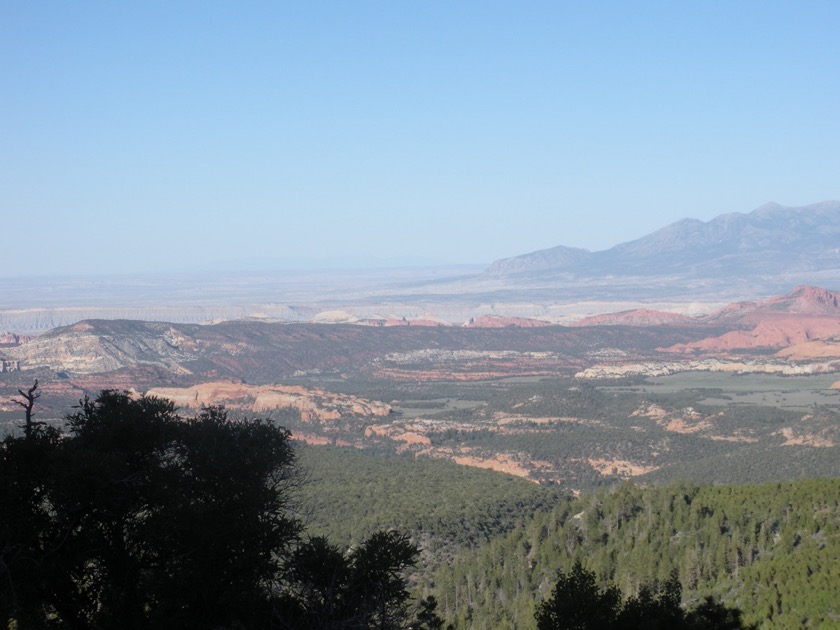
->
xmin=1 ymin=390 xmax=435 ymax=629
xmin=413 ymin=596 xmax=449 ymax=630
xmin=281 ymin=530 xmax=427 ymax=629
xmin=686 ymin=596 xmax=757 ymax=630
xmin=616 ymin=571 xmax=685 ymax=629
xmin=2 ymin=391 xmax=300 ymax=627
xmin=535 ymin=561 xmax=621 ymax=630
xmin=536 ymin=563 xmax=755 ymax=630
xmin=14 ymin=379 xmax=43 ymax=438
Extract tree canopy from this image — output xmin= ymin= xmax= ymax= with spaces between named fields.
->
xmin=536 ymin=562 xmax=755 ymax=630
xmin=0 ymin=390 xmax=437 ymax=629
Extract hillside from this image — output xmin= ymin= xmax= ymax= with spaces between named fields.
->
xmin=1 ymin=318 xmax=710 ymax=380
xmin=6 ymin=286 xmax=840 ymax=380
xmin=434 ymin=478 xmax=840 ymax=629
xmin=2 ymin=286 xmax=840 ymax=487
xmin=702 ymin=285 xmax=840 ymax=323
xmin=289 ymin=447 xmax=840 ymax=629
xmin=571 ymin=309 xmax=694 ymax=327
xmin=295 ymin=445 xmax=565 ymax=550
xmin=661 ymin=286 xmax=840 ymax=355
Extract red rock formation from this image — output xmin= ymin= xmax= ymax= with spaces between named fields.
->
xmin=464 ymin=315 xmax=553 ymax=328
xmin=0 ymin=332 xmax=32 ymax=346
xmin=571 ymin=309 xmax=694 ymax=327
xmin=661 ymin=286 xmax=840 ymax=354
xmin=665 ymin=315 xmax=840 ymax=358
xmin=703 ymin=286 xmax=840 ymax=324
xmin=664 ymin=317 xmax=840 ymax=354
xmin=146 ymin=382 xmax=391 ymax=422
xmin=776 ymin=337 xmax=840 ymax=360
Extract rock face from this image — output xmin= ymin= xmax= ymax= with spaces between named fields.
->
xmin=577 ymin=358 xmax=838 ymax=379
xmin=0 ymin=360 xmax=19 ymax=373
xmin=504 ymin=285 xmax=840 ymax=377
xmin=6 ymin=317 xmax=706 ymax=382
xmin=702 ymin=285 xmax=840 ymax=323
xmin=6 ymin=285 xmax=840 ymax=399
xmin=664 ymin=318 xmax=840 ymax=354
xmin=0 ymin=332 xmax=31 ymax=345
xmin=146 ymin=382 xmax=392 ymax=422
xmin=777 ymin=338 xmax=840 ymax=360
xmin=5 ymin=321 xmax=202 ymax=375
xmin=663 ymin=286 xmax=840 ymax=353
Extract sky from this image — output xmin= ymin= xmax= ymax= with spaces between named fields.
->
xmin=2 ymin=1 xmax=840 ymax=277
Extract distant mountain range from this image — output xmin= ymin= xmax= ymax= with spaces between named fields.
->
xmin=1 ymin=202 xmax=839 ymax=334
xmin=486 ymin=201 xmax=840 ymax=278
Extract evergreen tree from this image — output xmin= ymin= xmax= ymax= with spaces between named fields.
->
xmin=535 ymin=561 xmax=621 ymax=630
xmin=536 ymin=563 xmax=754 ymax=630
xmin=0 ymin=390 xmax=433 ymax=629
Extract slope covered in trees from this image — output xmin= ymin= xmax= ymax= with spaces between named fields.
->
xmin=286 ymin=445 xmax=840 ymax=628
xmin=296 ymin=445 xmax=565 ymax=550
xmin=3 ymin=389 xmax=837 ymax=628
xmin=433 ymin=479 xmax=840 ymax=628
xmin=536 ymin=562 xmax=754 ymax=630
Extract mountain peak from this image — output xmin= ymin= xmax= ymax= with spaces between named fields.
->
xmin=750 ymin=201 xmax=784 ymax=215
xmin=776 ymin=285 xmax=840 ymax=313
xmin=486 ymin=201 xmax=840 ymax=279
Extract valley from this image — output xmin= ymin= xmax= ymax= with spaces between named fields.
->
xmin=6 ymin=2 xmax=840 ymax=622
xmin=3 ymin=204 xmax=840 ymax=628
xmin=2 ymin=285 xmax=839 ymax=490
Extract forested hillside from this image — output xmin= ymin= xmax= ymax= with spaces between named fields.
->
xmin=434 ymin=479 xmax=840 ymax=629
xmin=293 ymin=447 xmax=839 ymax=629
xmin=295 ymin=445 xmax=565 ymax=555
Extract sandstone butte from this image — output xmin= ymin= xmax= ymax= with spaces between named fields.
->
xmin=776 ymin=338 xmax=840 ymax=360
xmin=145 ymin=382 xmax=391 ymax=422
xmin=702 ymin=285 xmax=840 ymax=324
xmin=651 ymin=286 xmax=840 ymax=354
xmin=663 ymin=317 xmax=840 ymax=354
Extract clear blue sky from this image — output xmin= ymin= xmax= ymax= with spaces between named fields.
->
xmin=3 ymin=1 xmax=839 ymax=277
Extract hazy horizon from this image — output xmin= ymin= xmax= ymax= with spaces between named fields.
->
xmin=4 ymin=3 xmax=840 ymax=278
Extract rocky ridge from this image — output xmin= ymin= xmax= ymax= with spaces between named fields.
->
xmin=702 ymin=285 xmax=840 ymax=323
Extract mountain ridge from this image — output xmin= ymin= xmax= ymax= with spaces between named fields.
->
xmin=487 ymin=201 xmax=840 ymax=278
xmin=2 ymin=202 xmax=839 ymax=336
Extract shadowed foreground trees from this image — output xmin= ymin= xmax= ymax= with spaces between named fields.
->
xmin=0 ymin=390 xmax=439 ymax=629
xmin=536 ymin=562 xmax=755 ymax=630
xmin=0 ymin=388 xmax=763 ymax=629
xmin=281 ymin=531 xmax=422 ymax=629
